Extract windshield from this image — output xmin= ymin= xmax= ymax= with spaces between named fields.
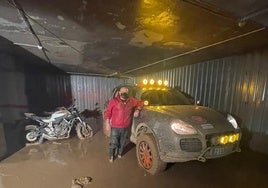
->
xmin=140 ymin=89 xmax=194 ymax=105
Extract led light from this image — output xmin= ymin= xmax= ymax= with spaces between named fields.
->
xmin=164 ymin=80 xmax=168 ymax=86
xmin=149 ymin=79 xmax=155 ymax=85
xmin=210 ymin=137 xmax=219 ymax=145
xmin=157 ymin=80 xmax=162 ymax=86
xmin=144 ymin=100 xmax=149 ymax=106
xmin=219 ymin=136 xmax=229 ymax=145
xmin=234 ymin=133 xmax=240 ymax=141
xmin=143 ymin=79 xmax=148 ymax=85
xmin=171 ymin=120 xmax=197 ymax=135
xmin=218 ymin=133 xmax=240 ymax=145
xmin=229 ymin=135 xmax=235 ymax=143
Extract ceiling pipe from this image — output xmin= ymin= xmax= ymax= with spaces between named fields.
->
xmin=239 ymin=6 xmax=268 ymax=24
xmin=6 ymin=0 xmax=83 ymax=55
xmin=67 ymin=72 xmax=109 ymax=77
xmin=10 ymin=0 xmax=51 ymax=63
xmin=6 ymin=0 xmax=83 ymax=59
xmin=181 ymin=0 xmax=235 ymax=21
xmin=13 ymin=42 xmax=43 ymax=49
xmin=67 ymin=71 xmax=133 ymax=80
xmin=123 ymin=27 xmax=266 ymax=74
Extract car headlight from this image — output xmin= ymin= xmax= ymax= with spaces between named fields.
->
xmin=227 ymin=114 xmax=239 ymax=129
xmin=171 ymin=120 xmax=197 ymax=135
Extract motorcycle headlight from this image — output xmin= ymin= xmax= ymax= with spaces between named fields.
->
xmin=171 ymin=120 xmax=197 ymax=135
xmin=227 ymin=114 xmax=239 ymax=129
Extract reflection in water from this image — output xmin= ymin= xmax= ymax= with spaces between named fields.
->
xmin=25 ymin=137 xmax=93 ymax=165
xmin=0 ymin=166 xmax=20 ymax=186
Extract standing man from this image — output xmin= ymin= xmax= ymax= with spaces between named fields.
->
xmin=105 ymin=86 xmax=143 ymax=162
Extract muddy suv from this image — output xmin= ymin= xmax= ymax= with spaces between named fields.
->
xmin=107 ymin=79 xmax=242 ymax=175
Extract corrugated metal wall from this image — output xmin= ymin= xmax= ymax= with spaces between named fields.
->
xmin=25 ymin=73 xmax=72 ymax=114
xmin=71 ymin=75 xmax=125 ymax=111
xmin=0 ymin=52 xmax=72 ymax=160
xmin=136 ymin=49 xmax=268 ymax=134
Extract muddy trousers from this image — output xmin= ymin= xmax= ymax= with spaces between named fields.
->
xmin=109 ymin=127 xmax=129 ymax=158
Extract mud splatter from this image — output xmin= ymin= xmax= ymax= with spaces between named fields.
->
xmin=129 ymin=30 xmax=163 ymax=47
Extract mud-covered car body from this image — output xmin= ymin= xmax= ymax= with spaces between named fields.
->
xmin=110 ymin=84 xmax=241 ymax=173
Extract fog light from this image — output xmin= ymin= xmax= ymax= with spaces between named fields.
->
xmin=219 ymin=136 xmax=229 ymax=145
xmin=234 ymin=133 xmax=240 ymax=141
xmin=229 ymin=135 xmax=235 ymax=143
xmin=218 ymin=133 xmax=240 ymax=145
xmin=144 ymin=100 xmax=149 ymax=106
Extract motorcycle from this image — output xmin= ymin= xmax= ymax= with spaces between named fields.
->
xmin=24 ymin=101 xmax=93 ymax=144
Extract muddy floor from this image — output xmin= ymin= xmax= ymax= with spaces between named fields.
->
xmin=0 ymin=131 xmax=268 ymax=188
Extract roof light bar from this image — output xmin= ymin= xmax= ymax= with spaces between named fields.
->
xmin=141 ymin=79 xmax=168 ymax=87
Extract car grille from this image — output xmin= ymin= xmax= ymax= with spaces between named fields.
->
xmin=180 ymin=138 xmax=202 ymax=152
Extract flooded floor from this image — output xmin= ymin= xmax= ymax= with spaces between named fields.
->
xmin=0 ymin=131 xmax=268 ymax=188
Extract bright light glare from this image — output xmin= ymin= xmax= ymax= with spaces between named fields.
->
xmin=229 ymin=135 xmax=235 ymax=143
xmin=164 ymin=80 xmax=168 ymax=86
xmin=144 ymin=100 xmax=149 ymax=106
xmin=220 ymin=136 xmax=229 ymax=144
xmin=143 ymin=79 xmax=148 ymax=85
xmin=157 ymin=80 xmax=162 ymax=85
xmin=150 ymin=79 xmax=155 ymax=85
xmin=219 ymin=133 xmax=240 ymax=145
xmin=139 ymin=0 xmax=178 ymax=31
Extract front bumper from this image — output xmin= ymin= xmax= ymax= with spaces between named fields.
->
xmin=197 ymin=143 xmax=241 ymax=162
xmin=160 ymin=143 xmax=241 ymax=163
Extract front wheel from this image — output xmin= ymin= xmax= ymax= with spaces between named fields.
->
xmin=25 ymin=125 xmax=40 ymax=143
xmin=76 ymin=123 xmax=93 ymax=139
xmin=136 ymin=133 xmax=167 ymax=175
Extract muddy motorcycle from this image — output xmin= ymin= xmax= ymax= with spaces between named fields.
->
xmin=24 ymin=102 xmax=93 ymax=144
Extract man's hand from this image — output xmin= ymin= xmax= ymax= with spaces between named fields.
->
xmin=133 ymin=109 xmax=140 ymax=118
xmin=105 ymin=119 xmax=111 ymax=131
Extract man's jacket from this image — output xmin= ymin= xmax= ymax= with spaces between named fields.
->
xmin=105 ymin=96 xmax=143 ymax=128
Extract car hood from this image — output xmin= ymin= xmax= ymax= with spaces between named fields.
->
xmin=144 ymin=105 xmax=236 ymax=134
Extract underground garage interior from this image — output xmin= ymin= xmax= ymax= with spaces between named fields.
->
xmin=1 ymin=0 xmax=268 ymax=187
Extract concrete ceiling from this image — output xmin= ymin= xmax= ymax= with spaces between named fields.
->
xmin=1 ymin=0 xmax=268 ymax=77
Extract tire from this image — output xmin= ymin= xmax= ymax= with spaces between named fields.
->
xmin=76 ymin=123 xmax=93 ymax=139
xmin=136 ymin=133 xmax=167 ymax=175
xmin=25 ymin=125 xmax=39 ymax=143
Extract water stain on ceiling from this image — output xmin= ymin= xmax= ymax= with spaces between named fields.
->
xmin=0 ymin=0 xmax=268 ymax=77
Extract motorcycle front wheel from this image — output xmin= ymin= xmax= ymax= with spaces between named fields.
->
xmin=25 ymin=125 xmax=40 ymax=143
xmin=76 ymin=123 xmax=93 ymax=139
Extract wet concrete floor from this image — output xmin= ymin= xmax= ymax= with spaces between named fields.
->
xmin=0 ymin=131 xmax=268 ymax=188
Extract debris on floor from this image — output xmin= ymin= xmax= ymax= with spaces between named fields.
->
xmin=71 ymin=176 xmax=92 ymax=188
xmin=52 ymin=141 xmax=62 ymax=145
